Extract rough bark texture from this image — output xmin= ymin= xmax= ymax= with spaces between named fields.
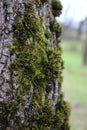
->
xmin=0 ymin=0 xmax=24 ymax=100
xmin=0 ymin=0 xmax=70 ymax=130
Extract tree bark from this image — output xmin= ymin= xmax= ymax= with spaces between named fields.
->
xmin=0 ymin=0 xmax=70 ymax=129
xmin=0 ymin=0 xmax=25 ymax=129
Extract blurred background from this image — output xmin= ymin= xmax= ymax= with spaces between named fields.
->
xmin=57 ymin=0 xmax=87 ymax=130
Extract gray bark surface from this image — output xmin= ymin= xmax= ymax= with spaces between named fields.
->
xmin=0 ymin=0 xmax=25 ymax=102
xmin=0 ymin=1 xmax=60 ymax=129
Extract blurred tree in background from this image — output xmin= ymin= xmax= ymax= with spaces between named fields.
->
xmin=58 ymin=0 xmax=87 ymax=66
xmin=78 ymin=18 xmax=87 ymax=65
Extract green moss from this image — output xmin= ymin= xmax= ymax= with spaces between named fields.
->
xmin=50 ymin=20 xmax=62 ymax=38
xmin=53 ymin=110 xmax=65 ymax=129
xmin=55 ymin=93 xmax=71 ymax=129
xmin=0 ymin=98 xmax=21 ymax=128
xmin=44 ymin=29 xmax=52 ymax=39
xmin=51 ymin=0 xmax=62 ymax=17
xmin=40 ymin=0 xmax=48 ymax=4
xmin=1 ymin=1 xmax=71 ymax=130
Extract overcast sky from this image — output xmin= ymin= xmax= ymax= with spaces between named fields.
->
xmin=58 ymin=0 xmax=87 ymax=26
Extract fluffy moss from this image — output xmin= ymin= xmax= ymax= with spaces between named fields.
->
xmin=1 ymin=1 xmax=71 ymax=130
xmin=44 ymin=29 xmax=52 ymax=39
xmin=51 ymin=0 xmax=62 ymax=17
xmin=50 ymin=20 xmax=62 ymax=38
xmin=40 ymin=0 xmax=48 ymax=4
xmin=43 ymin=47 xmax=63 ymax=81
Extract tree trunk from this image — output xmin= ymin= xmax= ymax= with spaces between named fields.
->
xmin=0 ymin=0 xmax=14 ymax=101
xmin=0 ymin=0 xmax=25 ymax=129
xmin=83 ymin=39 xmax=87 ymax=65
xmin=0 ymin=0 xmax=70 ymax=129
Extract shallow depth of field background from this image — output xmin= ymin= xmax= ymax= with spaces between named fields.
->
xmin=60 ymin=40 xmax=87 ymax=130
xmin=58 ymin=1 xmax=87 ymax=129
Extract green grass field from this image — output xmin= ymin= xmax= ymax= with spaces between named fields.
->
xmin=61 ymin=40 xmax=87 ymax=130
